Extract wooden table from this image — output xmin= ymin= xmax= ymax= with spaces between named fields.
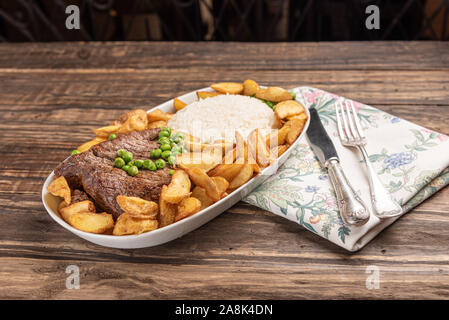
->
xmin=0 ymin=41 xmax=448 ymax=300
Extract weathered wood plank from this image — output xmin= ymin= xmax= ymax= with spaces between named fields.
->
xmin=0 ymin=41 xmax=447 ymax=71
xmin=0 ymin=69 xmax=448 ymax=106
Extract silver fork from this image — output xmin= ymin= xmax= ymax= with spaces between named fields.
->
xmin=335 ymin=99 xmax=403 ymax=219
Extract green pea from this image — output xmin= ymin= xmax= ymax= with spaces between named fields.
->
xmin=143 ymin=159 xmax=154 ymax=170
xmin=150 ymin=148 xmax=162 ymax=158
xmin=290 ymin=92 xmax=296 ymax=100
xmin=127 ymin=166 xmax=139 ymax=176
xmin=161 ymin=150 xmax=171 ymax=159
xmin=122 ymin=165 xmax=130 ymax=172
xmin=122 ymin=151 xmax=133 ymax=163
xmin=148 ymin=162 xmax=157 ymax=171
xmin=167 ymin=155 xmax=176 ymax=166
xmin=71 ymin=149 xmax=80 ymax=156
xmin=174 ymin=132 xmax=185 ymax=139
xmin=158 ymin=137 xmax=170 ymax=145
xmin=155 ymin=159 xmax=166 ymax=169
xmin=108 ymin=133 xmax=117 ymax=140
xmin=158 ymin=130 xmax=170 ymax=139
xmin=114 ymin=157 xmax=126 ymax=168
xmin=169 ymin=170 xmax=175 ymax=175
xmin=134 ymin=159 xmax=143 ymax=168
xmin=161 ymin=127 xmax=171 ymax=135
xmin=160 ymin=144 xmax=171 ymax=151
xmin=171 ymin=136 xmax=181 ymax=144
xmin=117 ymin=149 xmax=127 ymax=158
xmin=171 ymin=145 xmax=182 ymax=154
xmin=128 ymin=160 xmax=135 ymax=166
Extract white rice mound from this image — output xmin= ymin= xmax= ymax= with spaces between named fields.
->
xmin=167 ymin=94 xmax=278 ymax=143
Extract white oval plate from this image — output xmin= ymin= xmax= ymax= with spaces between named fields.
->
xmin=42 ymin=87 xmax=310 ymax=248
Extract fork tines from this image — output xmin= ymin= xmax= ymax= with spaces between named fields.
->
xmin=335 ymin=99 xmax=366 ymax=146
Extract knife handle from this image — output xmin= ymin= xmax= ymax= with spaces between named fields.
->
xmin=326 ymin=158 xmax=370 ymax=226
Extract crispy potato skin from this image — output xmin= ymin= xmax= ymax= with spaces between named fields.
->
xmin=60 ymin=200 xmax=96 ymax=223
xmin=210 ymin=82 xmax=243 ymax=94
xmin=69 ymin=212 xmax=114 ymax=234
xmin=175 ymin=197 xmax=201 ymax=222
xmin=196 ymin=91 xmax=222 ymax=100
xmin=159 ymin=185 xmax=178 ymax=227
xmin=242 ymin=79 xmax=259 ymax=96
xmin=174 ymin=98 xmax=187 ymax=111
xmin=113 ymin=213 xmax=158 ymax=236
xmin=161 ymin=170 xmax=191 ymax=204
xmin=47 ymin=176 xmax=71 ymax=205
xmin=256 ymin=87 xmax=292 ymax=102
xmin=274 ymin=100 xmax=305 ymax=120
xmin=116 ymin=195 xmax=158 ymax=218
xmin=184 ymin=167 xmax=220 ymax=202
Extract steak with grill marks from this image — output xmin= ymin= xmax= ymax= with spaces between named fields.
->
xmin=54 ymin=128 xmax=172 ymax=219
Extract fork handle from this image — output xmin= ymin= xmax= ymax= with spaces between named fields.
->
xmin=358 ymin=146 xmax=403 ymax=218
xmin=326 ymin=158 xmax=370 ymax=226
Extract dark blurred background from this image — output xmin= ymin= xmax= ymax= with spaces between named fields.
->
xmin=0 ymin=0 xmax=448 ymax=42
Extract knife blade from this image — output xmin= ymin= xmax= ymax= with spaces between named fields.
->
xmin=307 ymin=107 xmax=339 ymax=165
xmin=306 ymin=108 xmax=370 ymax=226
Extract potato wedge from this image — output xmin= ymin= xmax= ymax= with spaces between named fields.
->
xmin=184 ymin=139 xmax=233 ymax=155
xmin=147 ymin=120 xmax=167 ymax=129
xmin=256 ymin=86 xmax=292 ymax=102
xmin=159 ymin=185 xmax=177 ymax=227
xmin=47 ymin=176 xmax=71 ymax=205
xmin=175 ymin=197 xmax=201 ymax=222
xmin=174 ymin=97 xmax=187 ymax=111
xmin=223 ymin=147 xmax=236 ymax=164
xmin=272 ymin=144 xmax=289 ymax=158
xmin=117 ymin=109 xmax=148 ymax=134
xmin=60 ymin=200 xmax=96 ymax=223
xmin=233 ymin=131 xmax=259 ymax=171
xmin=247 ymin=129 xmax=275 ymax=167
xmin=177 ymin=151 xmax=222 ymax=173
xmin=116 ymin=195 xmax=158 ymax=219
xmin=265 ymin=125 xmax=291 ymax=148
xmin=58 ymin=200 xmax=69 ymax=212
xmin=242 ymin=79 xmax=259 ymax=96
xmin=78 ymin=137 xmax=106 ymax=153
xmin=210 ymin=82 xmax=243 ymax=94
xmin=228 ymin=164 xmax=254 ymax=190
xmin=196 ymin=91 xmax=222 ymax=100
xmin=208 ymin=163 xmax=245 ymax=183
xmin=211 ymin=176 xmax=229 ymax=196
xmin=191 ymin=186 xmax=214 ymax=211
xmin=274 ymin=100 xmax=305 ymax=120
xmin=69 ymin=212 xmax=114 ymax=234
xmin=147 ymin=109 xmax=173 ymax=122
xmin=286 ymin=112 xmax=308 ymax=122
xmin=184 ymin=167 xmax=220 ymax=202
xmin=93 ymin=125 xmax=121 ymax=138
xmin=161 ymin=170 xmax=191 ymax=204
xmin=286 ymin=118 xmax=306 ymax=145
xmin=113 ymin=213 xmax=158 ymax=236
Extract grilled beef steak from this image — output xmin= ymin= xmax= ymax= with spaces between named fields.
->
xmin=54 ymin=129 xmax=172 ymax=219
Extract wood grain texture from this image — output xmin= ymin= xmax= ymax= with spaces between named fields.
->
xmin=0 ymin=41 xmax=448 ymax=300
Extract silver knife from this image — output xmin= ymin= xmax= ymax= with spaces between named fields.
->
xmin=307 ymin=108 xmax=370 ymax=226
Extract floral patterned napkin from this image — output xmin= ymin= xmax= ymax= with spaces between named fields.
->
xmin=244 ymin=87 xmax=449 ymax=251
